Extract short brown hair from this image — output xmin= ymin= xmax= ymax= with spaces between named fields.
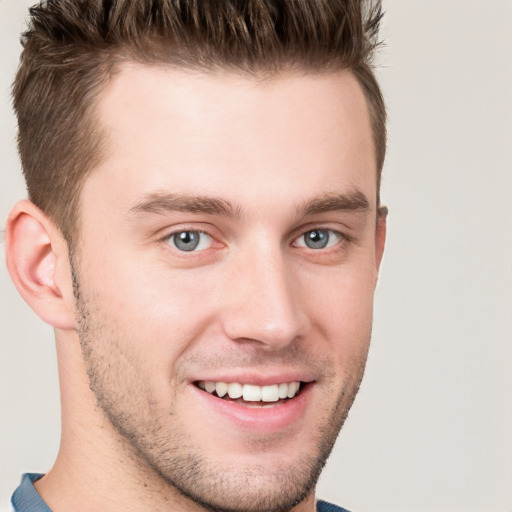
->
xmin=13 ymin=0 xmax=386 ymax=244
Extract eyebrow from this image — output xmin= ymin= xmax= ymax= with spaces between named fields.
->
xmin=128 ymin=192 xmax=240 ymax=218
xmin=128 ymin=190 xmax=370 ymax=220
xmin=297 ymin=190 xmax=370 ymax=216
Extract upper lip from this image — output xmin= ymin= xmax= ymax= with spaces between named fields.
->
xmin=189 ymin=371 xmax=316 ymax=387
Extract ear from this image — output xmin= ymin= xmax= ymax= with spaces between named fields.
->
xmin=5 ymin=200 xmax=76 ymax=330
xmin=375 ymin=206 xmax=387 ymax=272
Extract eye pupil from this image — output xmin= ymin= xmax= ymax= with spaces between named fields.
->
xmin=305 ymin=229 xmax=329 ymax=249
xmin=173 ymin=231 xmax=200 ymax=251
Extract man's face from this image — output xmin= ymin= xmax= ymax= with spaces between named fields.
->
xmin=73 ymin=65 xmax=384 ymax=512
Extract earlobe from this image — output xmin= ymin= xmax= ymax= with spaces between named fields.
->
xmin=5 ymin=200 xmax=76 ymax=330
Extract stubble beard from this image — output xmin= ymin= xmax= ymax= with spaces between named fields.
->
xmin=72 ymin=264 xmax=369 ymax=512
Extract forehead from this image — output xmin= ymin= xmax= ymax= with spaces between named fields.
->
xmin=86 ymin=63 xmax=376 ymax=214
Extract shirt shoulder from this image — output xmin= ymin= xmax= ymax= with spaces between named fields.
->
xmin=317 ymin=499 xmax=352 ymax=512
xmin=11 ymin=474 xmax=51 ymax=512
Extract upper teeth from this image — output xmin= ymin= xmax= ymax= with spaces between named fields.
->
xmin=197 ymin=381 xmax=301 ymax=402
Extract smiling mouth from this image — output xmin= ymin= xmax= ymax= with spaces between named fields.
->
xmin=195 ymin=380 xmax=303 ymax=406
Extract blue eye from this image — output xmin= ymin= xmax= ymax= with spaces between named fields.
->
xmin=169 ymin=231 xmax=212 ymax=252
xmin=296 ymin=229 xmax=342 ymax=250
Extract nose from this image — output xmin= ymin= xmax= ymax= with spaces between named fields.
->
xmin=220 ymin=246 xmax=311 ymax=350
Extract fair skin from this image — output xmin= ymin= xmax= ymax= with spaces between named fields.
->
xmin=6 ymin=65 xmax=385 ymax=512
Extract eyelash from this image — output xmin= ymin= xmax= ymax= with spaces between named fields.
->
xmin=163 ymin=227 xmax=348 ymax=254
xmin=293 ymin=228 xmax=345 ymax=251
xmin=165 ymin=229 xmax=215 ymax=253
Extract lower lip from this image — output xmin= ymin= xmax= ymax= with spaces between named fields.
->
xmin=191 ymin=383 xmax=313 ymax=433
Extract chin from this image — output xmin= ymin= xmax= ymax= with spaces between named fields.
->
xmin=158 ymin=454 xmax=323 ymax=512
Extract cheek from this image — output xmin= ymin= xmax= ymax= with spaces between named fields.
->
xmin=308 ymin=264 xmax=375 ymax=358
xmin=79 ymin=252 xmax=214 ymax=373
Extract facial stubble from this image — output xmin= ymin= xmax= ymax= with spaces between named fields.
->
xmin=71 ymin=262 xmax=369 ymax=512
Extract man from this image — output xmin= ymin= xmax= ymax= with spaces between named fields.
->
xmin=5 ymin=1 xmax=387 ymax=511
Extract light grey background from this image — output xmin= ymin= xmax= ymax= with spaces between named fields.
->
xmin=1 ymin=1 xmax=511 ymax=511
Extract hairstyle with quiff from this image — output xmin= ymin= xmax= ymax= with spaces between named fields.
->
xmin=13 ymin=0 xmax=386 ymax=245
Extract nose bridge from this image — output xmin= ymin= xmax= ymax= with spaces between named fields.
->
xmin=221 ymin=238 xmax=309 ymax=348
